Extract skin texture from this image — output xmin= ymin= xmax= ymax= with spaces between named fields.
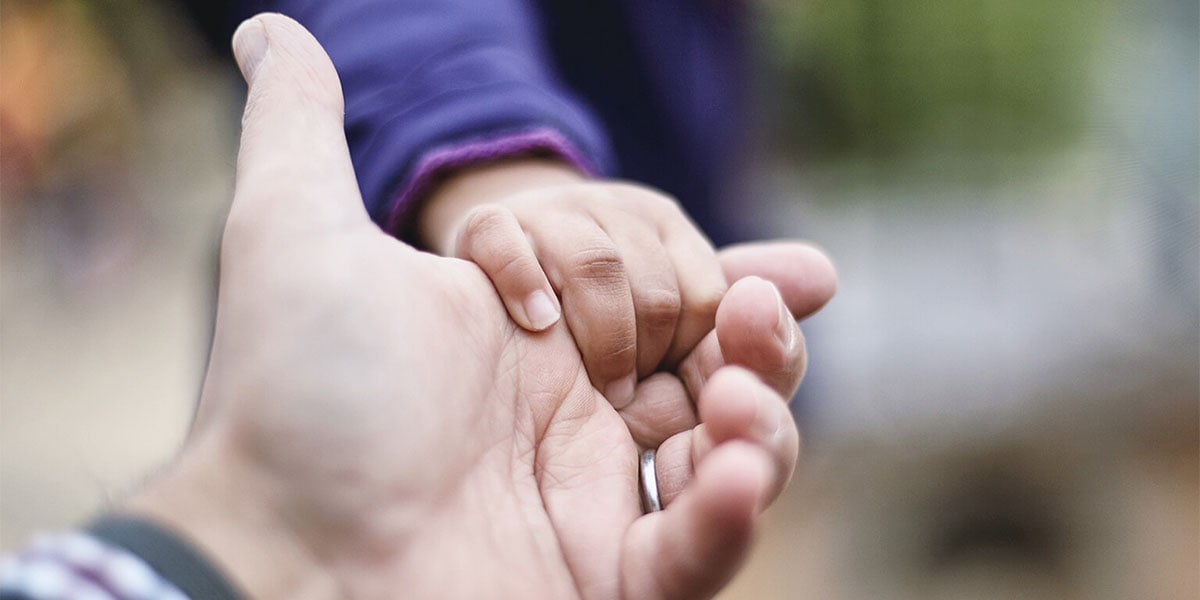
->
xmin=127 ymin=13 xmax=837 ymax=600
xmin=418 ymin=154 xmax=731 ymax=410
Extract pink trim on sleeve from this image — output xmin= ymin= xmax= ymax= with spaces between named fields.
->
xmin=383 ymin=128 xmax=597 ymax=237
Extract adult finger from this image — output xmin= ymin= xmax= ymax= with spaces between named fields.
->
xmin=529 ymin=215 xmax=637 ymax=408
xmin=692 ymin=367 xmax=800 ymax=504
xmin=227 ymin=13 xmax=367 ymax=245
xmin=454 ymin=204 xmax=561 ymax=331
xmin=654 ymin=367 xmax=800 ymax=508
xmin=621 ymin=441 xmax=770 ymax=600
xmin=650 ymin=428 xmax=696 ymax=508
xmin=717 ymin=241 xmax=838 ymax=320
xmin=670 ymin=241 xmax=835 ymax=397
xmin=677 ymin=277 xmax=807 ymax=402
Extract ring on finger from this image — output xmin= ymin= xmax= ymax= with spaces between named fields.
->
xmin=639 ymin=448 xmax=662 ymax=513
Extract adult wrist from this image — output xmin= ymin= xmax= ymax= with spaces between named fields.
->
xmin=123 ymin=440 xmax=339 ymax=600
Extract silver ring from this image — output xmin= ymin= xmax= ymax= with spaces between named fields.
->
xmin=639 ymin=448 xmax=662 ymax=513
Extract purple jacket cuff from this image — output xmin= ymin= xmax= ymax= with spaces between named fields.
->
xmin=382 ymin=128 xmax=597 ymax=240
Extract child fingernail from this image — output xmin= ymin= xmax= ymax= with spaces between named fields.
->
xmin=524 ymin=290 xmax=560 ymax=330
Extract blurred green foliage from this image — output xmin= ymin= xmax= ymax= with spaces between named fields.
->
xmin=759 ymin=0 xmax=1106 ymax=164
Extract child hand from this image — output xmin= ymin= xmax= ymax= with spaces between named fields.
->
xmin=418 ymin=159 xmax=728 ymax=408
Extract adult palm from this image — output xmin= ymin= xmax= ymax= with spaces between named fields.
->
xmin=132 ymin=14 xmax=836 ymax=600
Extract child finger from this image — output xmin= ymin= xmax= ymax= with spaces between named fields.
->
xmin=659 ymin=215 xmax=727 ymax=368
xmin=605 ymin=224 xmax=682 ymax=377
xmin=528 ymin=216 xmax=639 ymax=408
xmin=454 ymin=204 xmax=561 ymax=331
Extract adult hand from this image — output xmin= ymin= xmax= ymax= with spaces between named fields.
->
xmin=127 ymin=13 xmax=836 ymax=600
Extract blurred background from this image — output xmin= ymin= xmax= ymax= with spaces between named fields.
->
xmin=1 ymin=1 xmax=1196 ymax=599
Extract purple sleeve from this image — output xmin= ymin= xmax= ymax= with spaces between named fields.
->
xmin=250 ymin=0 xmax=614 ymax=239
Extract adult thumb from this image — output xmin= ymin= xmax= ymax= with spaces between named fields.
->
xmin=228 ymin=14 xmax=366 ymax=235
xmin=717 ymin=241 xmax=838 ymax=319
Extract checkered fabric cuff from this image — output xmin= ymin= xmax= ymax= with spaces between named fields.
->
xmin=1 ymin=531 xmax=190 ymax=600
xmin=2 ymin=516 xmax=244 ymax=600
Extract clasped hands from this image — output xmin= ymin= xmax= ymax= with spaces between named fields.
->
xmin=127 ymin=14 xmax=836 ymax=600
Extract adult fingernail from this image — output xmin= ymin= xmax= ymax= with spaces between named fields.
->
xmin=524 ymin=290 xmax=560 ymax=330
xmin=771 ymin=283 xmax=797 ymax=350
xmin=751 ymin=390 xmax=786 ymax=445
xmin=232 ymin=18 xmax=269 ymax=84
xmin=605 ymin=373 xmax=637 ymax=409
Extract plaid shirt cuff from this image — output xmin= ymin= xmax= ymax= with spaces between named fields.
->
xmin=1 ymin=531 xmax=189 ymax=600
